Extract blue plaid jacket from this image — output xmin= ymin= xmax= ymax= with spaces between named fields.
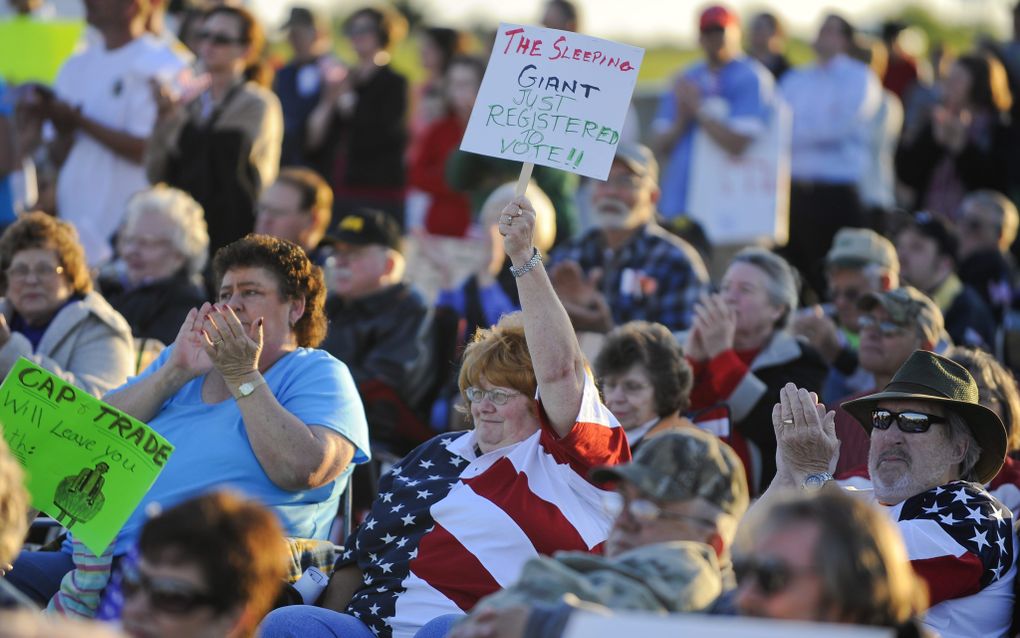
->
xmin=547 ymin=223 xmax=709 ymax=332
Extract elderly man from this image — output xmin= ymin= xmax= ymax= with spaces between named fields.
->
xmin=764 ymin=350 xmax=1015 ymax=638
xmin=794 ymin=227 xmax=900 ymax=402
xmin=546 ymin=144 xmax=709 ymax=333
xmin=320 ymin=209 xmax=433 ymax=461
xmin=831 ymin=286 xmax=945 ymax=476
xmin=255 ymin=167 xmax=333 ymax=258
xmin=445 ymin=428 xmax=748 ymax=638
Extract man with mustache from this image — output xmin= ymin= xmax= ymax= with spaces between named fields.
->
xmin=763 ymin=350 xmax=1016 ymax=638
xmin=320 ymin=209 xmax=434 ymax=468
xmin=545 ymin=144 xmax=709 ymax=333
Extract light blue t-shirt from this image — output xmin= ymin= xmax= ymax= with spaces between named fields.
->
xmin=112 ymin=346 xmax=371 ymax=553
xmin=653 ymin=57 xmax=773 ymax=219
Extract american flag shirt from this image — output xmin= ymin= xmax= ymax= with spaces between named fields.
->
xmin=886 ymin=481 xmax=1016 ymax=638
xmin=336 ymin=374 xmax=629 ymax=638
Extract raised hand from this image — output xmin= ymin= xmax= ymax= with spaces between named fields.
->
xmin=771 ymin=383 xmax=840 ymax=483
xmin=693 ymin=293 xmax=736 ymax=358
xmin=200 ymin=304 xmax=263 ymax=383
xmin=168 ymin=304 xmax=216 ymax=379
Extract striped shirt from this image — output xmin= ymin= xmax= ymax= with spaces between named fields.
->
xmin=337 ymin=374 xmax=629 ymax=638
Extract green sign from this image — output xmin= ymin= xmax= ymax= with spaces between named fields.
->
xmin=0 ymin=17 xmax=85 ymax=85
xmin=0 ymin=358 xmax=174 ymax=555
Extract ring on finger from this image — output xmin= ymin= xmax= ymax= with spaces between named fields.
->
xmin=212 ymin=338 xmax=223 ymax=346
xmin=782 ymin=418 xmax=794 ymax=425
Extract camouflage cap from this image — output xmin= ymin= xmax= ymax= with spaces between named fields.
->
xmin=591 ymin=429 xmax=748 ymax=517
xmin=858 ymin=285 xmax=944 ymax=346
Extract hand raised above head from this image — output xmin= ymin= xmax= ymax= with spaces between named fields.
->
xmin=499 ymin=196 xmax=537 ymax=264
xmin=771 ymin=383 xmax=840 ymax=481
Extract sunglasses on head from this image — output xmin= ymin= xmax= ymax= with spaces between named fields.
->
xmin=121 ymin=567 xmax=219 ymax=615
xmin=734 ymin=556 xmax=814 ymax=596
xmin=871 ymin=408 xmax=946 ymax=433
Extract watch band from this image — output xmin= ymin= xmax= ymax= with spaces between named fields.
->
xmin=509 ymin=248 xmax=543 ymax=278
xmin=231 ymin=374 xmax=266 ymax=400
xmin=802 ymin=472 xmax=834 ymax=490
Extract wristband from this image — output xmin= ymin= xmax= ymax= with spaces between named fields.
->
xmin=509 ymin=248 xmax=542 ymax=278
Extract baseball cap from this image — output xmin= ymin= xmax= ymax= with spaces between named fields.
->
xmin=826 ymin=227 xmax=899 ymax=273
xmin=328 ymin=209 xmax=402 ymax=252
xmin=700 ymin=5 xmax=739 ymax=31
xmin=591 ymin=429 xmax=748 ymax=517
xmin=613 ymin=143 xmax=659 ymax=184
xmin=858 ymin=285 xmax=944 ymax=346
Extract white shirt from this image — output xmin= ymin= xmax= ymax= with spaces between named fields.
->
xmin=780 ymin=54 xmax=881 ymax=184
xmin=54 ymin=34 xmax=186 ymax=265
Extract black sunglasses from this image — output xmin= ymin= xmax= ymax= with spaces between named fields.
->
xmin=198 ymin=31 xmax=244 ymax=46
xmin=734 ymin=556 xmax=814 ymax=596
xmin=121 ymin=567 xmax=220 ymax=614
xmin=871 ymin=408 xmax=946 ymax=434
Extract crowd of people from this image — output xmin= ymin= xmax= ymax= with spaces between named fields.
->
xmin=2 ymin=0 xmax=1020 ymax=636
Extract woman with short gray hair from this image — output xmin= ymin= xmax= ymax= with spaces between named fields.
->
xmin=685 ymin=247 xmax=827 ymax=496
xmin=97 ymin=184 xmax=210 ymax=346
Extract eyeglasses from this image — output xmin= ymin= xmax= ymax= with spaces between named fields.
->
xmin=872 ymin=408 xmax=946 ymax=433
xmin=198 ymin=31 xmax=244 ymax=46
xmin=857 ymin=314 xmax=907 ymax=338
xmin=601 ymin=492 xmax=717 ymax=527
xmin=700 ymin=25 xmax=726 ymax=35
xmin=465 ymin=387 xmax=522 ymax=406
xmin=121 ymin=566 xmax=219 ymax=614
xmin=5 ymin=263 xmax=64 ymax=282
xmin=734 ymin=556 xmax=816 ymax=596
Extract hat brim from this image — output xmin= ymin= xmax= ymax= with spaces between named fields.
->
xmin=842 ymin=391 xmax=1007 ymax=484
xmin=590 ymin=463 xmax=658 ymax=495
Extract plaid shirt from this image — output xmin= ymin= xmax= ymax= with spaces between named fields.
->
xmin=547 ymin=223 xmax=709 ymax=331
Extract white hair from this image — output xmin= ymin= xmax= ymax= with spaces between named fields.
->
xmin=123 ymin=184 xmax=210 ymax=277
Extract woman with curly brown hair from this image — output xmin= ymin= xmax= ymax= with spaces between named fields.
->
xmin=0 ymin=211 xmax=134 ymax=396
xmin=6 ymin=234 xmax=372 ymax=608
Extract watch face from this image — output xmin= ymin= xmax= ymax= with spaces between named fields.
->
xmin=239 ymin=382 xmax=255 ymax=395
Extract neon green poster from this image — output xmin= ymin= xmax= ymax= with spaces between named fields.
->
xmin=0 ymin=358 xmax=174 ymax=555
xmin=0 ymin=17 xmax=84 ymax=85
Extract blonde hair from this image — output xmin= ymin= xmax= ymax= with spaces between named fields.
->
xmin=479 ymin=181 xmax=557 ymax=254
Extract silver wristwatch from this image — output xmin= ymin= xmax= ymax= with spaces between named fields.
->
xmin=802 ymin=472 xmax=834 ymax=490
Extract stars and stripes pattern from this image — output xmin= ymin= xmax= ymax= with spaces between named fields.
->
xmin=336 ymin=373 xmax=629 ymax=638
xmin=889 ymin=481 xmax=1017 ymax=638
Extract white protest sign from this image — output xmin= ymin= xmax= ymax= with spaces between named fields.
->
xmin=460 ymin=23 xmax=644 ymax=180
xmin=564 ymin=609 xmax=893 ymax=638
xmin=686 ymin=99 xmax=792 ymax=246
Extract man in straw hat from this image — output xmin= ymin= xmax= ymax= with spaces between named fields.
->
xmin=761 ymin=350 xmax=1015 ymax=638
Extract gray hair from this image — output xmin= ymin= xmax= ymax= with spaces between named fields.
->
xmin=123 ymin=184 xmax=209 ymax=277
xmin=730 ymin=248 xmax=799 ymax=329
xmin=946 ymin=411 xmax=983 ymax=482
